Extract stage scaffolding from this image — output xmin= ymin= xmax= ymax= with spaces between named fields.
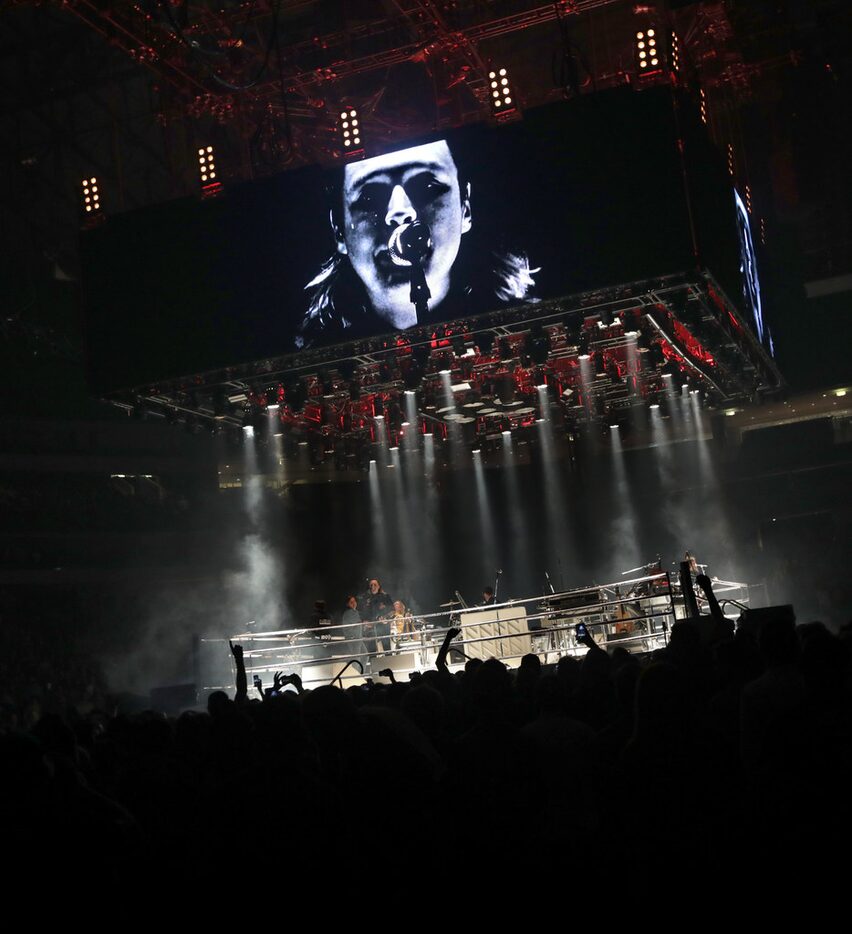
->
xmin=204 ymin=573 xmax=753 ymax=693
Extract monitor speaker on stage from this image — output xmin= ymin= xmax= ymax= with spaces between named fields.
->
xmin=736 ymin=605 xmax=796 ymax=641
xmin=674 ymin=615 xmax=729 ymax=646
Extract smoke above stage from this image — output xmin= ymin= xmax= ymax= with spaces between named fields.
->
xmin=216 ymin=399 xmax=747 ymax=628
xmin=98 ymin=388 xmax=851 ymax=699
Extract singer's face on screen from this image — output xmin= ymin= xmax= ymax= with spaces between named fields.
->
xmin=333 ymin=140 xmax=472 ymax=329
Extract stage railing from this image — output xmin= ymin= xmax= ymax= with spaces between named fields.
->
xmin=204 ymin=572 xmax=718 ymax=691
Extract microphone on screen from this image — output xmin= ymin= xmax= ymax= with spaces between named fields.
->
xmin=388 ymin=221 xmax=432 ymax=267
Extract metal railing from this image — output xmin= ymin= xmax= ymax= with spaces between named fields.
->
xmin=201 ymin=570 xmax=752 ymax=691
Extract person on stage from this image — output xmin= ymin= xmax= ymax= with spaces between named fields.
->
xmin=481 ymin=586 xmax=496 ymax=606
xmin=341 ymin=595 xmax=367 ymax=667
xmin=684 ymin=551 xmax=700 ymax=577
xmin=362 ymin=578 xmax=393 ymax=655
xmin=390 ymin=599 xmax=417 ymax=647
xmin=310 ymin=599 xmax=332 ymax=630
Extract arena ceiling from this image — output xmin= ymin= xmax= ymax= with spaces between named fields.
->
xmin=3 ymin=0 xmax=832 ymax=277
xmin=2 ymin=0 xmax=849 ymax=415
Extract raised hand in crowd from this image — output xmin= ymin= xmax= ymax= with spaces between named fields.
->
xmin=271 ymin=671 xmax=304 ymax=695
xmin=435 ymin=626 xmax=461 ymax=672
xmin=695 ymin=573 xmax=733 ymax=637
xmin=229 ymin=640 xmax=248 ymax=705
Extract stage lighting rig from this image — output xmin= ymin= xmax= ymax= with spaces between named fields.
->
xmin=667 ymin=366 xmax=686 ymax=390
xmin=212 ymin=388 xmax=227 ymax=420
xmin=404 ymin=362 xmax=424 ymax=391
xmin=634 ymin=27 xmax=662 ymax=76
xmin=526 ymin=322 xmax=550 ymax=365
xmin=284 ymin=378 xmax=307 ymax=412
xmin=489 ymin=68 xmax=515 ymax=117
xmin=635 ymin=330 xmax=651 ymax=354
xmin=339 ymin=107 xmax=363 ymax=156
xmin=252 ymin=410 xmax=268 ymax=438
xmin=81 ymin=177 xmax=103 ymax=225
xmin=198 ymin=146 xmax=222 ymax=197
xmin=337 ymin=357 xmax=357 ymax=381
xmin=497 ymin=375 xmax=517 ymax=405
xmin=475 ymin=331 xmax=495 ymax=356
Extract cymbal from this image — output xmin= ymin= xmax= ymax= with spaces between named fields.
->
xmin=439 ymin=600 xmax=461 ymax=607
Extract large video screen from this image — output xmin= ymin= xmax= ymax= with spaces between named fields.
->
xmin=82 ymin=87 xmax=753 ymax=394
xmin=676 ymin=100 xmax=772 ymax=354
xmin=733 ymin=187 xmax=767 ymax=348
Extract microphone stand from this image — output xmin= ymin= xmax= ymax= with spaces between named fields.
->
xmin=544 ymin=570 xmax=556 ymax=595
xmin=409 ymin=259 xmax=431 ymax=325
xmin=389 ymin=221 xmax=432 ymax=324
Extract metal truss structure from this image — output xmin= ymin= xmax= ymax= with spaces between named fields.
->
xmin=52 ymin=0 xmax=765 ymax=133
xmin=116 ymin=269 xmax=781 ymax=478
xmin=3 ymin=0 xmax=847 ymax=403
xmin=0 ymin=0 xmax=770 ymax=273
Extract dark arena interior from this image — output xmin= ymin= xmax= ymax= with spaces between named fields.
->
xmin=2 ymin=0 xmax=852 ymax=901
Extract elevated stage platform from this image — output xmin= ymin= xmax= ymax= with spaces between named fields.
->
xmin=207 ymin=571 xmax=753 ymax=693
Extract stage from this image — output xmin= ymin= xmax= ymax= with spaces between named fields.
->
xmin=207 ymin=571 xmax=754 ymax=693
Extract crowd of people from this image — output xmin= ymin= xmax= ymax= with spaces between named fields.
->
xmin=2 ymin=574 xmax=850 ymax=899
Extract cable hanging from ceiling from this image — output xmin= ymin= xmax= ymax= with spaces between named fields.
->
xmin=155 ymin=0 xmax=285 ymax=93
